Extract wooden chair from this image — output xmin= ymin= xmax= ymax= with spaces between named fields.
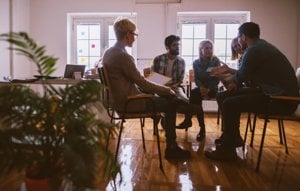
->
xmin=247 ymin=68 xmax=300 ymax=171
xmin=252 ymin=95 xmax=300 ymax=171
xmin=98 ymin=66 xmax=164 ymax=171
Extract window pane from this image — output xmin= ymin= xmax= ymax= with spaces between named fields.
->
xmin=78 ymin=57 xmax=88 ymax=65
xmin=194 ymin=24 xmax=206 ymax=38
xmin=184 ymin=56 xmax=193 ymax=70
xmin=109 ymin=39 xmax=115 ymax=47
xmin=77 ymin=40 xmax=89 ymax=56
xmin=181 ymin=39 xmax=193 ymax=55
xmin=214 ymin=39 xmax=226 ymax=56
xmin=182 ymin=24 xmax=194 ymax=38
xmin=227 ymin=24 xmax=240 ymax=38
xmin=77 ymin=25 xmax=89 ymax=40
xmin=90 ymin=57 xmax=100 ymax=68
xmin=193 ymin=39 xmax=201 ymax=56
xmin=109 ymin=25 xmax=116 ymax=40
xmin=226 ymin=39 xmax=232 ymax=56
xmin=214 ymin=24 xmax=227 ymax=38
xmin=214 ymin=23 xmax=241 ymax=63
xmin=76 ymin=24 xmax=101 ymax=69
xmin=181 ymin=23 xmax=207 ymax=65
xmin=89 ymin=24 xmax=100 ymax=39
xmin=89 ymin=40 xmax=100 ymax=56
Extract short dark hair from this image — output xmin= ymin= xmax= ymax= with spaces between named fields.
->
xmin=164 ymin=35 xmax=180 ymax=47
xmin=238 ymin=22 xmax=260 ymax=39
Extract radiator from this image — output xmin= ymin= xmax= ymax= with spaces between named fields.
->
xmin=203 ymin=100 xmax=218 ymax=112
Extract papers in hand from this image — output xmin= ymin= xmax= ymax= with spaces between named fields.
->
xmin=175 ymin=87 xmax=189 ymax=103
xmin=146 ymin=72 xmax=171 ymax=85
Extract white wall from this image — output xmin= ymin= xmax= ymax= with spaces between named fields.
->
xmin=0 ymin=0 xmax=30 ymax=79
xmin=1 ymin=0 xmax=299 ymax=78
xmin=12 ymin=0 xmax=31 ymax=78
xmin=0 ymin=0 xmax=10 ymax=79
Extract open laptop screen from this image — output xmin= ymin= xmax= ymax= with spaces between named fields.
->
xmin=63 ymin=64 xmax=86 ymax=79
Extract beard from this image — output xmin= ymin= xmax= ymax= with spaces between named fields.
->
xmin=169 ymin=49 xmax=179 ymax=56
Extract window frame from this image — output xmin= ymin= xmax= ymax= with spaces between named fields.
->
xmin=177 ymin=11 xmax=250 ymax=70
xmin=67 ymin=12 xmax=137 ymax=70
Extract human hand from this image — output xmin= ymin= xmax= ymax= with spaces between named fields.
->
xmin=226 ymin=81 xmax=237 ymax=92
xmin=218 ymin=73 xmax=233 ymax=84
xmin=210 ymin=64 xmax=230 ymax=77
xmin=169 ymin=89 xmax=176 ymax=96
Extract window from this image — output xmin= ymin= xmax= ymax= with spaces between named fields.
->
xmin=178 ymin=12 xmax=250 ymax=70
xmin=68 ymin=13 xmax=137 ymax=71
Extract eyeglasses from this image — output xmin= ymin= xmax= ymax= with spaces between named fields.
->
xmin=130 ymin=32 xmax=138 ymax=37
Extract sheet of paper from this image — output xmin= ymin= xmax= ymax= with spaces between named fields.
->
xmin=146 ymin=72 xmax=171 ymax=85
xmin=175 ymin=87 xmax=189 ymax=103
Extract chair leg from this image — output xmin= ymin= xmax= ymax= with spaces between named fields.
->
xmin=250 ymin=114 xmax=257 ymax=147
xmin=278 ymin=119 xmax=283 ymax=144
xmin=217 ymin=107 xmax=220 ymax=125
xmin=154 ymin=120 xmax=163 ymax=171
xmin=115 ymin=119 xmax=125 ymax=160
xmin=140 ymin=118 xmax=146 ymax=151
xmin=256 ymin=117 xmax=268 ymax=171
xmin=279 ymin=119 xmax=289 ymax=154
xmin=243 ymin=115 xmax=250 ymax=145
xmin=247 ymin=112 xmax=253 ymax=132
xmin=140 ymin=117 xmax=145 ymax=127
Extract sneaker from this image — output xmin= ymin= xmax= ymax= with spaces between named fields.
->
xmin=176 ymin=120 xmax=192 ymax=129
xmin=214 ymin=135 xmax=244 ymax=147
xmin=205 ymin=146 xmax=237 ymax=161
xmin=165 ymin=146 xmax=191 ymax=159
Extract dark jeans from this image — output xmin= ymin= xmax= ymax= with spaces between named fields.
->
xmin=147 ymin=95 xmax=178 ymax=148
xmin=184 ymin=87 xmax=217 ymax=129
xmin=217 ymin=89 xmax=297 ymax=147
xmin=121 ymin=94 xmax=178 ymax=148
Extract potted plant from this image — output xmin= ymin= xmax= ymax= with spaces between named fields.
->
xmin=0 ymin=32 xmax=120 ymax=190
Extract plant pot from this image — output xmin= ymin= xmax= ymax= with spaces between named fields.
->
xmin=25 ymin=177 xmax=51 ymax=191
xmin=25 ymin=176 xmax=62 ymax=191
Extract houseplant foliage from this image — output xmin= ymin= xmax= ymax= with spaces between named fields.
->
xmin=0 ymin=32 xmax=120 ymax=190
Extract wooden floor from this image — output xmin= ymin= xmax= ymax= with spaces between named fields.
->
xmin=1 ymin=113 xmax=300 ymax=191
xmin=104 ymin=113 xmax=300 ymax=191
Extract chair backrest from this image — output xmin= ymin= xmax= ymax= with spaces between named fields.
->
xmin=189 ymin=69 xmax=195 ymax=87
xmin=98 ymin=66 xmax=113 ymax=109
xmin=296 ymin=67 xmax=300 ymax=90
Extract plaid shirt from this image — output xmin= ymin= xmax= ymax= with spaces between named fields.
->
xmin=151 ymin=53 xmax=185 ymax=88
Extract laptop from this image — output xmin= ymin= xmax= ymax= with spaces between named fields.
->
xmin=63 ymin=64 xmax=86 ymax=79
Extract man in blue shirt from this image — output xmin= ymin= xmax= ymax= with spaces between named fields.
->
xmin=205 ymin=22 xmax=299 ymax=161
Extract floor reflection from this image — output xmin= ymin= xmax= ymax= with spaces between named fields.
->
xmin=106 ymin=144 xmax=134 ymax=191
xmin=178 ymin=161 xmax=193 ymax=190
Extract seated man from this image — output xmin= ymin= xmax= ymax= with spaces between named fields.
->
xmin=102 ymin=17 xmax=190 ymax=159
xmin=205 ymin=22 xmax=299 ymax=161
xmin=151 ymin=35 xmax=189 ymax=127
